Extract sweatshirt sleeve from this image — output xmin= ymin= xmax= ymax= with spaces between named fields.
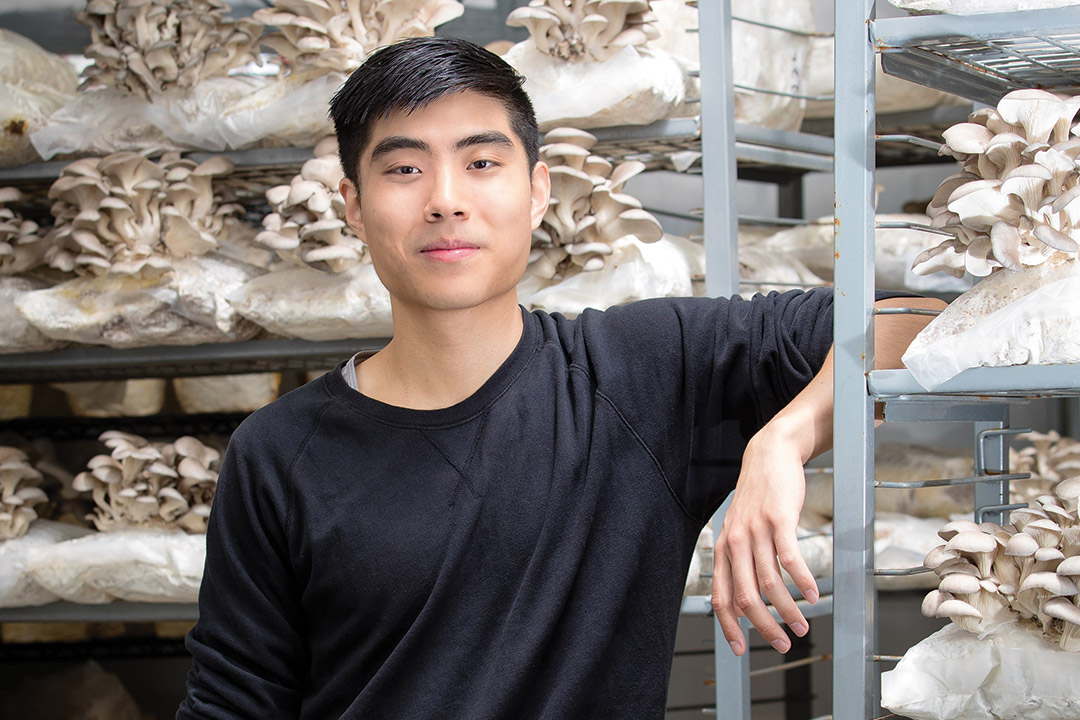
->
xmin=178 ymin=417 xmax=306 ymax=719
xmin=577 ymin=288 xmax=835 ymax=519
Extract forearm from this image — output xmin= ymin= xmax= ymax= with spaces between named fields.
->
xmin=753 ymin=295 xmax=946 ymax=460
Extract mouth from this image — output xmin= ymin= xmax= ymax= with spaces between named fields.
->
xmin=420 ymin=239 xmax=480 ymax=262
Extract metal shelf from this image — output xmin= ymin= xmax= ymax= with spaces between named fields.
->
xmin=0 ymin=337 xmax=386 ymax=384
xmin=0 ymin=602 xmax=198 ymax=623
xmin=869 ymin=363 xmax=1080 ymax=399
xmin=0 ymin=412 xmax=251 ymax=440
xmin=873 ymin=7 xmax=1080 ymax=105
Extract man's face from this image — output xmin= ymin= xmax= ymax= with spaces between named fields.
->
xmin=341 ymin=90 xmax=550 ymax=315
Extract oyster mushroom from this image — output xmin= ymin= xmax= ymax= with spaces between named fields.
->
xmin=0 ymin=447 xmax=48 ymax=540
xmin=80 ymin=0 xmax=264 ymax=98
xmin=255 ymin=0 xmax=465 ymax=75
xmin=256 ymin=141 xmax=368 ymax=273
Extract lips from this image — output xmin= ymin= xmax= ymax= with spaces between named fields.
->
xmin=420 ymin=239 xmax=479 ymax=262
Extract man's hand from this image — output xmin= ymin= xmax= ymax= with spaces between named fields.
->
xmin=711 ymin=418 xmax=819 ymax=655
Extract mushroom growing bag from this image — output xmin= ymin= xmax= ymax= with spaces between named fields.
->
xmin=227 ymin=263 xmax=393 ymax=341
xmin=0 ymin=520 xmax=94 ymax=608
xmin=30 ymin=73 xmax=342 ymax=158
xmin=882 ymin=622 xmax=1080 ymax=720
xmin=25 ymin=529 xmax=205 ymax=604
xmin=902 ymin=256 xmax=1080 ymax=390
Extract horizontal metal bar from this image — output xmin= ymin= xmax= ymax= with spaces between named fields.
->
xmin=876 ymin=472 xmax=1030 ymax=489
xmin=977 ymin=503 xmax=1027 ymax=522
xmin=0 ymin=602 xmax=198 ymax=623
xmin=734 ymin=142 xmax=834 ymax=173
xmin=748 ymin=653 xmax=832 ymax=678
xmin=734 ymin=123 xmax=836 ymax=156
xmin=869 ymin=365 xmax=1080 ymax=399
xmin=873 ymin=307 xmax=943 ymax=317
xmin=881 ymin=397 xmax=1017 ymax=424
xmin=873 ymin=655 xmax=904 ymax=663
xmin=874 ymin=566 xmax=932 ymax=577
xmin=738 ymin=215 xmax=826 ymax=227
xmin=732 ymin=15 xmax=828 ymax=38
xmin=876 ymin=134 xmax=944 ymax=152
xmin=875 ymin=221 xmax=957 ymax=238
xmin=0 ymin=337 xmax=386 ymax=384
xmin=734 ymin=84 xmax=835 ymax=102
xmin=872 ymin=9 xmax=1080 ymax=48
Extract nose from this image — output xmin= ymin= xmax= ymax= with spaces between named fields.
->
xmin=425 ymin=166 xmax=468 ymax=221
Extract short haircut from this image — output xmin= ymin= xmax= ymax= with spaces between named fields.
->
xmin=329 ymin=36 xmax=540 ymax=188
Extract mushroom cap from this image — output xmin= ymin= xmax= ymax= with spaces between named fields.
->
xmin=1018 ymin=570 xmax=1078 ymax=595
xmin=938 ymin=519 xmax=981 ymax=541
xmin=921 ymin=589 xmax=953 ymax=618
xmin=1057 ymin=555 xmax=1080 ymax=576
xmin=1043 ymin=596 xmax=1080 ymax=624
xmin=945 ymin=530 xmax=998 ymax=554
xmin=939 ymin=572 xmax=982 ymax=595
xmin=936 ymin=598 xmax=983 ymax=619
xmin=1005 ymin=531 xmax=1040 ymax=557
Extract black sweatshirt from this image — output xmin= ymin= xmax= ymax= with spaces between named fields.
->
xmin=179 ymin=289 xmax=836 ymax=719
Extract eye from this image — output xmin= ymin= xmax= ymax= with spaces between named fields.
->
xmin=469 ymin=159 xmax=500 ymax=170
xmin=389 ymin=165 xmax=420 ymax=175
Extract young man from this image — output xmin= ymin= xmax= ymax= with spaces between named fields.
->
xmin=179 ymin=36 xmax=942 ymax=719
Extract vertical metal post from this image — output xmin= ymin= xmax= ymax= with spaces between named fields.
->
xmin=699 ymin=0 xmax=750 ymax=716
xmin=700 ymin=0 xmax=741 ymax=299
xmin=974 ymin=415 xmax=1011 ymax=526
xmin=833 ymin=0 xmax=878 ymax=719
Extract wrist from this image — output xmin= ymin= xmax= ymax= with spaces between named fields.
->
xmin=752 ymin=411 xmax=819 ymax=466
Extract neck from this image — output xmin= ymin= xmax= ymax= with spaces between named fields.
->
xmin=356 ymin=297 xmax=524 ymax=410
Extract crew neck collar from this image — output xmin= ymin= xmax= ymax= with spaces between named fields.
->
xmin=326 ymin=306 xmax=539 ymax=428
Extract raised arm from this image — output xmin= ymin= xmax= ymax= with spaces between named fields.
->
xmin=711 ymin=295 xmax=946 ymax=655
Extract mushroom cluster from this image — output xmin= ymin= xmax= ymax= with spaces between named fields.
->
xmin=529 ymin=127 xmax=663 ymax=280
xmin=255 ymin=136 xmax=367 ymax=272
xmin=0 ymin=447 xmax=48 ymax=540
xmin=922 ymin=482 xmax=1080 ymax=651
xmin=253 ymin=0 xmax=464 ymax=74
xmin=73 ymin=431 xmax=219 ymax=534
xmin=44 ymin=152 xmax=241 ymax=277
xmin=79 ymin=0 xmax=263 ymax=99
xmin=0 ymin=187 xmax=46 ymax=276
xmin=1012 ymin=430 xmax=1080 ymax=505
xmin=507 ymin=0 xmax=658 ymax=62
xmin=913 ymin=89 xmax=1080 ymax=278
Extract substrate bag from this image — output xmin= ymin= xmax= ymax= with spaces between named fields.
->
xmin=0 ymin=520 xmax=94 ymax=608
xmin=25 ymin=529 xmax=205 ymax=603
xmin=882 ymin=621 xmax=1080 ymax=720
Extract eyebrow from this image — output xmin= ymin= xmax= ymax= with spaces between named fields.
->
xmin=367 ymin=131 xmax=516 ymax=163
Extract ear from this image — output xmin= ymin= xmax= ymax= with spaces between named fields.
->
xmin=340 ymin=177 xmax=366 ymax=243
xmin=529 ymin=161 xmax=551 ymax=231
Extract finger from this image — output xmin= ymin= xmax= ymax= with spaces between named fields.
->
xmin=776 ymin=530 xmax=819 ymax=606
xmin=727 ymin=530 xmax=790 ymax=654
xmin=711 ymin=543 xmax=747 ymax=656
xmin=752 ymin=539 xmax=806 ymax=643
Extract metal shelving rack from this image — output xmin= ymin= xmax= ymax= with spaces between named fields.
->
xmin=833 ymin=3 xmax=1080 ymax=718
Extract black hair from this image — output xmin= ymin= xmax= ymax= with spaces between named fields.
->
xmin=329 ymin=36 xmax=540 ymax=188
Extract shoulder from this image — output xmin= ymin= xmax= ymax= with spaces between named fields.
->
xmin=227 ymin=367 xmax=341 ymax=459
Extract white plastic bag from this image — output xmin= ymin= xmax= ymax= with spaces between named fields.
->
xmin=0 ymin=520 xmax=94 ymax=608
xmin=903 ymin=256 xmax=1080 ymax=390
xmin=0 ymin=277 xmax=67 ymax=353
xmin=882 ymin=622 xmax=1080 ymax=720
xmin=25 ymin=529 xmax=205 ymax=604
xmin=887 ymin=0 xmax=1080 ymax=14
xmin=503 ymin=43 xmax=687 ymax=130
xmin=17 ymin=255 xmax=262 ymax=348
xmin=519 ymin=236 xmax=693 ymax=316
xmin=227 ymin=263 xmax=393 ymax=341
xmin=31 ymin=73 xmax=342 ymax=158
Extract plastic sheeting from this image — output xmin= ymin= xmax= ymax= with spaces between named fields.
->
xmin=882 ymin=621 xmax=1080 ymax=719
